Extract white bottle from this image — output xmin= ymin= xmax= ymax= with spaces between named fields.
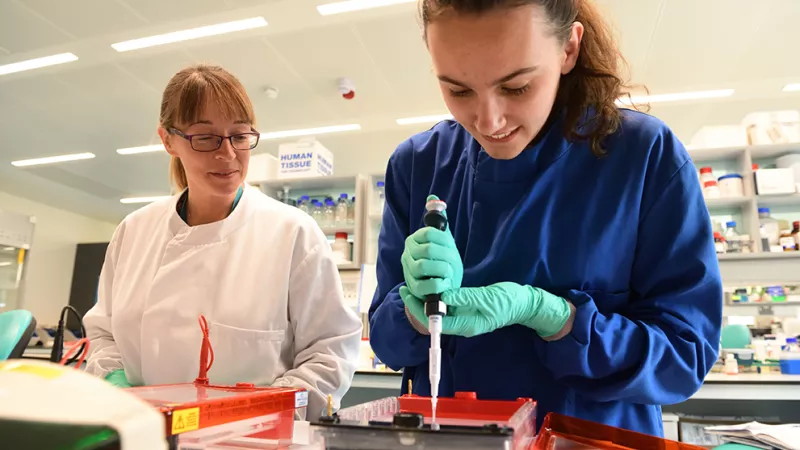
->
xmin=335 ymin=193 xmax=349 ymax=226
xmin=724 ymin=353 xmax=739 ymax=375
xmin=331 ymin=232 xmax=351 ymax=264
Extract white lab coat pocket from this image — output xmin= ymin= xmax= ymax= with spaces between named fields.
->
xmin=208 ymin=321 xmax=287 ymax=386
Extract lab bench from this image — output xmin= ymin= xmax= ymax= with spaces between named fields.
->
xmin=342 ymin=370 xmax=800 ymax=423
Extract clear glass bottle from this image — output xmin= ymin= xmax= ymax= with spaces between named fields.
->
xmin=347 ymin=196 xmax=356 ymax=226
xmin=311 ymin=200 xmax=323 ymax=225
xmin=323 ymin=199 xmax=336 ymax=228
xmin=375 ymin=181 xmax=385 ymax=214
xmin=335 ymin=193 xmax=349 ymax=226
xmin=758 ymin=207 xmax=781 ymax=249
xmin=298 ymin=195 xmax=310 ymax=215
xmin=724 ymin=221 xmax=742 ymax=253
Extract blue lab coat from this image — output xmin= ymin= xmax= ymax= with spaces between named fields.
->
xmin=368 ymin=109 xmax=723 ymax=437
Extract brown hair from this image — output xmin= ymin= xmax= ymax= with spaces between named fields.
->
xmin=160 ymin=64 xmax=256 ymax=190
xmin=420 ymin=0 xmax=635 ymax=156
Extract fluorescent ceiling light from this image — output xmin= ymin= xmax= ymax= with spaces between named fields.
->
xmin=120 ymin=196 xmax=171 ymax=204
xmin=0 ymin=262 xmax=11 ymax=267
xmin=317 ymin=0 xmax=415 ymax=15
xmin=784 ymin=84 xmax=800 ymax=92
xmin=2 ymin=247 xmax=14 ymax=252
xmin=260 ymin=124 xmax=361 ymax=140
xmin=111 ymin=17 xmax=267 ymax=52
xmin=397 ymin=114 xmax=453 ymax=125
xmin=117 ymin=144 xmax=165 ymax=155
xmin=0 ymin=53 xmax=78 ymax=76
xmin=11 ymin=153 xmax=95 ymax=167
xmin=617 ymin=89 xmax=734 ymax=106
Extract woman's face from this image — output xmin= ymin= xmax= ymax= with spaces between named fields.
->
xmin=426 ymin=5 xmax=583 ymax=160
xmin=161 ymin=99 xmax=251 ymax=198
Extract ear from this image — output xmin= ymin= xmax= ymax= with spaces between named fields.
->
xmin=561 ymin=21 xmax=585 ymax=75
xmin=157 ymin=127 xmax=178 ymax=157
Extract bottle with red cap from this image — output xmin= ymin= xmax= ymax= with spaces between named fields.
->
xmin=713 ymin=232 xmax=727 ymax=254
xmin=703 ymin=180 xmax=721 ymax=199
xmin=699 ymin=167 xmax=715 ymax=187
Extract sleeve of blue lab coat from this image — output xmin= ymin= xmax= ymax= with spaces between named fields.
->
xmin=368 ymin=139 xmax=431 ymax=370
xmin=534 ymin=147 xmax=723 ymax=405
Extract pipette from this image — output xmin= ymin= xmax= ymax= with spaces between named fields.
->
xmin=422 ymin=198 xmax=448 ymax=431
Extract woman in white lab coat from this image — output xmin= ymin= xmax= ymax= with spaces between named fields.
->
xmin=83 ymin=64 xmax=363 ymax=416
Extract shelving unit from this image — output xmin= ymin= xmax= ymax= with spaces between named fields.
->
xmin=690 ymin=142 xmax=800 ymax=257
xmin=365 ymin=173 xmax=385 ymax=265
xmin=254 ymin=175 xmax=367 ymax=271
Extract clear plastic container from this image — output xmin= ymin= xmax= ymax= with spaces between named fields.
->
xmin=724 ymin=221 xmax=742 ymax=253
xmin=759 ymin=207 xmax=781 ymax=247
xmin=335 ymin=194 xmax=349 ymax=226
xmin=323 ymin=199 xmax=336 ymax=228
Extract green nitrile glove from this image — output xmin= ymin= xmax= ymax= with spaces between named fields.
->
xmin=440 ymin=282 xmax=572 ymax=338
xmin=400 ymin=195 xmax=463 ymax=299
xmin=104 ymin=369 xmax=133 ymax=388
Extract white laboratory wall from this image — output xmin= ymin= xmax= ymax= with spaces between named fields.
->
xmin=0 ymin=191 xmax=117 ymax=325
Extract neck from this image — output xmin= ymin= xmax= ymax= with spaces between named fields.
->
xmin=184 ymin=186 xmax=240 ymax=226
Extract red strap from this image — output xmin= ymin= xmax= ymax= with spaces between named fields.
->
xmin=194 ymin=315 xmax=214 ymax=385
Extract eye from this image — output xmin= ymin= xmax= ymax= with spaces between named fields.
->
xmin=448 ymin=89 xmax=472 ymax=98
xmin=502 ymin=84 xmax=530 ymax=96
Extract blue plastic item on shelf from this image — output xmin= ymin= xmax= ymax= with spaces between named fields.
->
xmin=780 ymin=354 xmax=800 ymax=374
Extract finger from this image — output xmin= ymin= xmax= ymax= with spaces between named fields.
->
xmin=413 ymin=278 xmax=452 ymax=297
xmin=400 ymin=286 xmax=425 ymax=317
xmin=406 ymin=240 xmax=456 ymax=263
xmin=406 ymin=259 xmax=453 ymax=281
xmin=410 ymin=227 xmax=457 ymax=249
xmin=441 ymin=287 xmax=481 ymax=308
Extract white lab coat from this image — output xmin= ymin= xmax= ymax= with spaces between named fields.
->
xmin=84 ymin=185 xmax=362 ymax=416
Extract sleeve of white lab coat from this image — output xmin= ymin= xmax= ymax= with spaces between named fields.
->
xmin=83 ymin=224 xmax=125 ymax=379
xmin=271 ymin=235 xmax=362 ymax=417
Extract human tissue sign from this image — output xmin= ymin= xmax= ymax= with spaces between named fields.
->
xmin=278 ymin=138 xmax=334 ymax=179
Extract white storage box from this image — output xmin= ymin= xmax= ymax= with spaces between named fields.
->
xmin=278 ymin=138 xmax=334 ymax=179
xmin=776 ymin=153 xmax=800 ymax=192
xmin=755 ymin=168 xmax=796 ymax=195
xmin=245 ymin=153 xmax=278 ymax=183
xmin=742 ymin=110 xmax=800 ymax=146
xmin=689 ymin=125 xmax=748 ymax=149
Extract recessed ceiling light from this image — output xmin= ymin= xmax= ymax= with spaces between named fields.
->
xmin=11 ymin=152 xmax=95 ymax=167
xmin=616 ymin=89 xmax=735 ymax=106
xmin=396 ymin=114 xmax=454 ymax=125
xmin=111 ymin=17 xmax=268 ymax=52
xmin=120 ymin=196 xmax=172 ymax=204
xmin=0 ymin=53 xmax=78 ymax=76
xmin=784 ymin=84 xmax=800 ymax=92
xmin=317 ymin=0 xmax=415 ymax=15
xmin=117 ymin=144 xmax=165 ymax=155
xmin=260 ymin=124 xmax=361 ymax=140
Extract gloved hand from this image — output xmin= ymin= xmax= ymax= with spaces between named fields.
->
xmin=104 ymin=369 xmax=133 ymax=388
xmin=400 ymin=195 xmax=463 ymax=300
xmin=437 ymin=282 xmax=572 ymax=338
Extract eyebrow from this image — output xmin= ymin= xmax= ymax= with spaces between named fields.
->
xmin=438 ymin=67 xmax=538 ymax=88
xmin=188 ymin=119 xmax=251 ymax=127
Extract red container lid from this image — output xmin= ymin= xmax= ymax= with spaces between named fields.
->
xmin=753 ymin=163 xmax=760 ymax=170
xmin=335 ymin=232 xmax=348 ymax=239
xmin=700 ymin=167 xmax=713 ymax=174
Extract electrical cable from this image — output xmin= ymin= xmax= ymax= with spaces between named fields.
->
xmin=60 ymin=338 xmax=90 ymax=367
xmin=50 ymin=305 xmax=87 ymax=366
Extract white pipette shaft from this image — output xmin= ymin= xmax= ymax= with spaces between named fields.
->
xmin=428 ymin=314 xmax=442 ymax=430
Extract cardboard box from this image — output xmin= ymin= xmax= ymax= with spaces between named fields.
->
xmin=755 ymin=168 xmax=796 ymax=195
xmin=278 ymin=138 xmax=334 ymax=179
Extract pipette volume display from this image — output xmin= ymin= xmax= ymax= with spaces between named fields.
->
xmin=422 ymin=198 xmax=448 ymax=430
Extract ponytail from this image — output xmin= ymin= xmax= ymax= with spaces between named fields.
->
xmin=169 ymin=156 xmax=188 ymax=192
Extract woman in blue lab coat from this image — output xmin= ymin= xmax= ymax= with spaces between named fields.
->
xmin=368 ymin=0 xmax=722 ymax=438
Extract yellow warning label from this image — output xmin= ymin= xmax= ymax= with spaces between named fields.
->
xmin=171 ymin=407 xmax=200 ymax=434
xmin=0 ymin=361 xmax=64 ymax=379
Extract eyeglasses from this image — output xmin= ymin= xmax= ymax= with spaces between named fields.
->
xmin=168 ymin=128 xmax=260 ymax=152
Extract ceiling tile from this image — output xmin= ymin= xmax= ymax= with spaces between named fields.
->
xmin=266 ymin=25 xmax=400 ymax=118
xmin=21 ymin=0 xmax=147 ymax=39
xmin=118 ymin=0 xmax=232 ymax=25
xmin=595 ymin=0 xmax=664 ymax=81
xmin=642 ymin=0 xmax=766 ymax=92
xmin=117 ymin=49 xmax=198 ymax=91
xmin=0 ymin=1 xmax=73 ymax=53
xmin=733 ymin=1 xmax=800 ymax=81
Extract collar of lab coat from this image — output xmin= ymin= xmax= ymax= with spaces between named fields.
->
xmin=165 ymin=184 xmax=255 ymax=246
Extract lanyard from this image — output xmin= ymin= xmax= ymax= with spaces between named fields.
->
xmin=178 ymin=185 xmax=244 ymax=223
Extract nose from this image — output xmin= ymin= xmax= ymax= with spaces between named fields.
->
xmin=214 ymin=138 xmax=237 ymax=162
xmin=474 ymin=96 xmax=507 ymax=136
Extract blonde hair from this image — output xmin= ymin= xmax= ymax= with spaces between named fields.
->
xmin=160 ymin=64 xmax=256 ymax=191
